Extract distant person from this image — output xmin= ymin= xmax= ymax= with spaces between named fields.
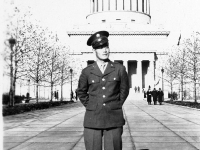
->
xmin=147 ymin=87 xmax=152 ymax=105
xmin=157 ymin=88 xmax=164 ymax=105
xmin=134 ymin=86 xmax=137 ymax=93
xmin=71 ymin=91 xmax=74 ymax=101
xmin=56 ymin=90 xmax=59 ymax=100
xmin=26 ymin=92 xmax=30 ymax=103
xmin=75 ymin=89 xmax=78 ymax=101
xmin=144 ymin=90 xmax=146 ymax=98
xmin=54 ymin=91 xmax=57 ymax=100
xmin=26 ymin=92 xmax=30 ymax=100
xmin=138 ymin=86 xmax=140 ymax=93
xmin=152 ymin=88 xmax=158 ymax=105
xmin=142 ymin=88 xmax=146 ymax=99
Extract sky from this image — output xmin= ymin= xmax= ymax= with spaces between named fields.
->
xmin=3 ymin=0 xmax=200 ymax=45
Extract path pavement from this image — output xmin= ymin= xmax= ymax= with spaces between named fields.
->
xmin=3 ymin=98 xmax=200 ymax=150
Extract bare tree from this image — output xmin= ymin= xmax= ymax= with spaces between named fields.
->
xmin=43 ymin=34 xmax=63 ymax=101
xmin=184 ymin=32 xmax=200 ymax=103
xmin=57 ymin=46 xmax=71 ymax=101
xmin=24 ymin=26 xmax=51 ymax=103
xmin=174 ymin=46 xmax=188 ymax=101
xmin=164 ymin=54 xmax=179 ymax=100
xmin=3 ymin=6 xmax=34 ymax=106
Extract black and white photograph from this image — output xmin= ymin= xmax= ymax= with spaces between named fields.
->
xmin=1 ymin=0 xmax=200 ymax=150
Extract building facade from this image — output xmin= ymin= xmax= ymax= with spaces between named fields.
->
xmin=67 ymin=0 xmax=170 ymax=92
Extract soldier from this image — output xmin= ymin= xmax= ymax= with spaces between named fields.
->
xmin=77 ymin=31 xmax=129 ymax=150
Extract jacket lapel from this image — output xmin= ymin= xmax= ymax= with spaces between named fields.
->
xmin=103 ymin=61 xmax=115 ymax=76
xmin=90 ymin=62 xmax=103 ymax=77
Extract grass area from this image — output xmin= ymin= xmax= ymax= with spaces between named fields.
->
xmin=3 ymin=101 xmax=74 ymax=116
xmin=164 ymin=100 xmax=200 ymax=109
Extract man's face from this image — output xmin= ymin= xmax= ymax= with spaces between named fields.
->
xmin=93 ymin=46 xmax=110 ymax=61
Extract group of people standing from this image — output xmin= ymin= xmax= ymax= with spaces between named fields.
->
xmin=146 ymin=87 xmax=164 ymax=105
xmin=134 ymin=86 xmax=140 ymax=93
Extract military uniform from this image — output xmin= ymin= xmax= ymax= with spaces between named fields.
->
xmin=78 ymin=61 xmax=129 ymax=128
xmin=77 ymin=30 xmax=129 ymax=150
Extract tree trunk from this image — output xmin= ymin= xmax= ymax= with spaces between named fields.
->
xmin=9 ymin=46 xmax=14 ymax=106
xmin=194 ymin=82 xmax=197 ymax=103
xmin=50 ymin=83 xmax=53 ymax=102
xmin=61 ymin=82 xmax=63 ymax=101
xmin=171 ymin=82 xmax=173 ymax=100
xmin=181 ymin=82 xmax=184 ymax=101
xmin=36 ymin=82 xmax=39 ymax=103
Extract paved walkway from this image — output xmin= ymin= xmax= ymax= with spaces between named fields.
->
xmin=3 ymin=98 xmax=200 ymax=150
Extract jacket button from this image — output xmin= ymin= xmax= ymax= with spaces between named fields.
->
xmin=103 ymin=103 xmax=106 ymax=106
xmin=102 ymin=87 xmax=105 ymax=90
xmin=103 ymin=95 xmax=105 ymax=98
xmin=102 ymin=78 xmax=105 ymax=81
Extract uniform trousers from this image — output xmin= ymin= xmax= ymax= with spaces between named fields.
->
xmin=84 ymin=127 xmax=123 ymax=150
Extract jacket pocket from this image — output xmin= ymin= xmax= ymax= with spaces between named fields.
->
xmin=86 ymin=102 xmax=97 ymax=111
xmin=108 ymin=101 xmax=122 ymax=110
xmin=88 ymin=76 xmax=100 ymax=95
xmin=107 ymin=76 xmax=120 ymax=82
xmin=88 ymin=76 xmax=100 ymax=84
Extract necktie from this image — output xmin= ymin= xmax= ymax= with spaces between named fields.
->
xmin=101 ymin=64 xmax=106 ymax=74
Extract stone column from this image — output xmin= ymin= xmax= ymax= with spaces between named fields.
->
xmin=108 ymin=0 xmax=110 ymax=10
xmin=137 ymin=60 xmax=142 ymax=89
xmin=123 ymin=60 xmax=128 ymax=72
xmin=102 ymin=0 xmax=103 ymax=11
xmin=138 ymin=0 xmax=142 ymax=12
xmin=144 ymin=0 xmax=147 ymax=13
xmin=90 ymin=0 xmax=93 ymax=13
xmin=98 ymin=0 xmax=102 ymax=12
xmin=145 ymin=0 xmax=147 ymax=13
xmin=148 ymin=0 xmax=150 ymax=15
xmin=136 ymin=0 xmax=138 ymax=11
xmin=94 ymin=0 xmax=97 ymax=12
xmin=147 ymin=60 xmax=154 ymax=89
xmin=131 ymin=0 xmax=136 ymax=11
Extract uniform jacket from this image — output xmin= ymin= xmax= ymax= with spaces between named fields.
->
xmin=77 ymin=60 xmax=129 ymax=129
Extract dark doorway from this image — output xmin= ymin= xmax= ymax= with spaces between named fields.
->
xmin=128 ymin=61 xmax=137 ymax=88
xmin=142 ymin=61 xmax=149 ymax=89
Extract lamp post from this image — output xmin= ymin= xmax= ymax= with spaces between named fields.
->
xmin=161 ymin=68 xmax=164 ymax=101
xmin=70 ymin=68 xmax=73 ymax=101
xmin=161 ymin=68 xmax=164 ymax=97
xmin=28 ymin=79 xmax=30 ymax=94
xmin=8 ymin=37 xmax=16 ymax=106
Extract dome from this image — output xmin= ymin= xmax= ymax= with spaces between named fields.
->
xmin=87 ymin=0 xmax=151 ymax=24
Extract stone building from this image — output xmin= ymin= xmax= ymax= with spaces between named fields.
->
xmin=67 ymin=0 xmax=170 ymax=94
